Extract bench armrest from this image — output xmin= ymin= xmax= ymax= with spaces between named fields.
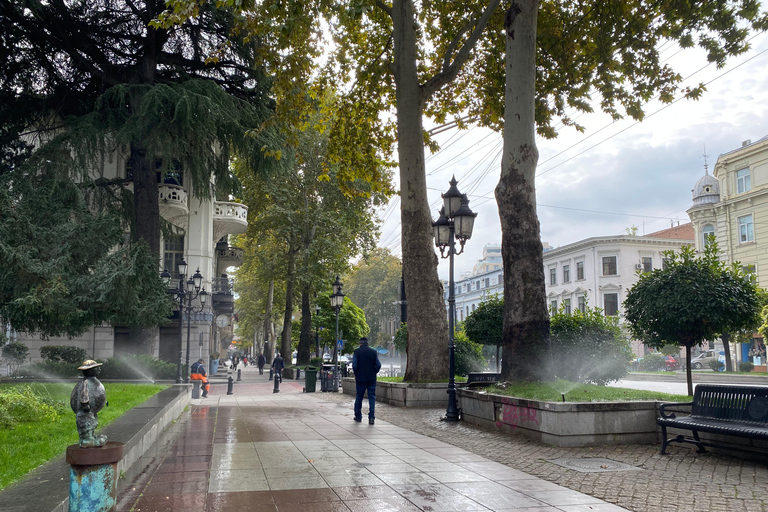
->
xmin=659 ymin=401 xmax=693 ymax=419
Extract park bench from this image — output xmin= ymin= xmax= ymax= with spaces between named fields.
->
xmin=466 ymin=372 xmax=501 ymax=388
xmin=657 ymin=384 xmax=768 ymax=455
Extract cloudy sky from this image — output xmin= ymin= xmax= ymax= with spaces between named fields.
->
xmin=376 ymin=32 xmax=768 ymax=280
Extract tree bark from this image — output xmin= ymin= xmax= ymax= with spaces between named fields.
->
xmin=281 ymin=250 xmax=297 ymax=361
xmin=263 ymin=279 xmax=275 ymax=364
xmin=497 ymin=0 xmax=549 ymax=382
xmin=722 ymin=333 xmax=733 ymax=372
xmin=685 ymin=344 xmax=693 ymax=396
xmin=297 ymin=285 xmax=312 ymax=365
xmin=392 ymin=0 xmax=450 ymax=382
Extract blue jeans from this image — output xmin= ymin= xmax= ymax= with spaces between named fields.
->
xmin=354 ymin=382 xmax=376 ymax=420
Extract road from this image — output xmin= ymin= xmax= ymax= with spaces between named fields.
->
xmin=608 ymin=379 xmax=691 ymax=395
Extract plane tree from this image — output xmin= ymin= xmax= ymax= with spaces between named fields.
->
xmin=624 ymin=243 xmax=761 ymax=395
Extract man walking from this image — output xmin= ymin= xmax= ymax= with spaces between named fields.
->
xmin=271 ymin=352 xmax=285 ymax=380
xmin=352 ymin=337 xmax=381 ymax=425
xmin=257 ymin=353 xmax=266 ymax=375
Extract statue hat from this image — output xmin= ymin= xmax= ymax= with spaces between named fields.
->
xmin=77 ymin=360 xmax=103 ymax=370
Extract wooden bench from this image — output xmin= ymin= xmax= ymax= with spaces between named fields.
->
xmin=466 ymin=372 xmax=501 ymax=388
xmin=657 ymin=384 xmax=768 ymax=454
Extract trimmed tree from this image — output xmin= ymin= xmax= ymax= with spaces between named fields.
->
xmin=464 ymin=295 xmax=503 ymax=372
xmin=624 ymin=242 xmax=761 ymax=395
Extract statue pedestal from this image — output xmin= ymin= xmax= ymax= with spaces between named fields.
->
xmin=66 ymin=442 xmax=124 ymax=512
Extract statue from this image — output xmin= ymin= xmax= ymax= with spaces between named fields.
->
xmin=70 ymin=360 xmax=108 ymax=448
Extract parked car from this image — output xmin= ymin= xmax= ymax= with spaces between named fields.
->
xmin=662 ymin=355 xmax=679 ymax=371
xmin=690 ymin=349 xmax=722 ymax=369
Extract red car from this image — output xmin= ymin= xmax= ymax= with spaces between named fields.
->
xmin=662 ymin=355 xmax=679 ymax=371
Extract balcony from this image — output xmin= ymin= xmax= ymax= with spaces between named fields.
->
xmin=158 ymin=184 xmax=188 ymax=227
xmin=211 ymin=277 xmax=234 ymax=314
xmin=213 ymin=201 xmax=248 ymax=242
xmin=216 ymin=246 xmax=244 ymax=273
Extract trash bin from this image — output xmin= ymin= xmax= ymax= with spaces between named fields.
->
xmin=320 ymin=365 xmax=336 ymax=392
xmin=304 ymin=366 xmax=318 ymax=393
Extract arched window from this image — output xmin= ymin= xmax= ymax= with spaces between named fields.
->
xmin=702 ymin=224 xmax=715 ymax=245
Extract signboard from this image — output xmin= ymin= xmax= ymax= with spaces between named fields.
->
xmin=337 ymin=340 xmax=344 ymax=350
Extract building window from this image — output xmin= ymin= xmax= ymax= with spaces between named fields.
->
xmin=702 ymin=224 xmax=715 ymax=246
xmin=476 ymin=281 xmax=480 ymax=290
xmin=471 ymin=304 xmax=476 ymax=312
xmin=550 ymin=268 xmax=557 ymax=285
xmin=550 ymin=300 xmax=557 ymax=311
xmin=604 ymin=293 xmax=619 ymax=316
xmin=602 ymin=256 xmax=617 ymax=276
xmin=563 ymin=265 xmax=570 ymax=283
xmin=466 ymin=306 xmax=469 ymax=317
xmin=163 ymin=235 xmax=185 ymax=276
xmin=738 ymin=214 xmax=754 ymax=243
xmin=578 ymin=296 xmax=586 ymax=313
xmin=737 ymin=168 xmax=751 ymax=194
xmin=642 ymin=257 xmax=652 ymax=273
xmin=564 ymin=299 xmax=571 ymax=315
xmin=485 ymin=278 xmax=490 ymax=288
xmin=576 ymin=261 xmax=584 ymax=280
xmin=498 ymin=275 xmax=503 ymax=284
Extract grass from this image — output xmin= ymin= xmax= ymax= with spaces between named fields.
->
xmin=0 ymin=382 xmax=165 ymax=489
xmin=377 ymin=376 xmax=468 ymax=383
xmin=484 ymin=380 xmax=690 ymax=402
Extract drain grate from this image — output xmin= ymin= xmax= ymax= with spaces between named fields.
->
xmin=546 ymin=458 xmax=642 ymax=473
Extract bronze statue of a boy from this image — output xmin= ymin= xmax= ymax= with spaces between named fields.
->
xmin=70 ymin=360 xmax=107 ymax=448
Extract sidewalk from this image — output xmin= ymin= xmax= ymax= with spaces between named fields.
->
xmin=116 ymin=365 xmax=629 ymax=512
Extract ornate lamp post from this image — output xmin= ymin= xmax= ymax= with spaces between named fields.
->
xmin=161 ymin=260 xmax=208 ymax=384
xmin=330 ymin=276 xmax=345 ymax=391
xmin=315 ymin=304 xmax=321 ymax=358
xmin=432 ymin=176 xmax=477 ymax=421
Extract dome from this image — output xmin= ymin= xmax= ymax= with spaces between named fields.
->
xmin=691 ymin=173 xmax=720 ymax=206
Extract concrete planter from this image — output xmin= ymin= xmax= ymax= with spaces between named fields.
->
xmin=457 ymin=388 xmax=659 ymax=447
xmin=283 ymin=367 xmax=302 ymax=380
xmin=342 ymin=378 xmax=450 ymax=407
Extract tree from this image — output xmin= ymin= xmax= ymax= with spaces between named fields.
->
xmin=625 ymin=243 xmax=761 ymax=395
xmin=464 ymin=295 xmax=503 ymax=371
xmin=2 ymin=342 xmax=28 ymax=375
xmin=344 ymin=248 xmax=402 ymax=348
xmin=1 ymin=0 xmax=273 ymax=343
xmin=314 ymin=293 xmax=370 ymax=355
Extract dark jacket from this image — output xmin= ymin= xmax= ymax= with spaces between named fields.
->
xmin=352 ymin=344 xmax=381 ymax=385
xmin=257 ymin=355 xmax=266 ymax=368
xmin=191 ymin=361 xmax=206 ymax=376
xmin=272 ymin=356 xmax=285 ymax=372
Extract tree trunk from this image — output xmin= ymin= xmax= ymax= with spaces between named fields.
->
xmin=685 ymin=344 xmax=693 ymax=396
xmin=263 ymin=279 xmax=275 ymax=364
xmin=281 ymin=251 xmax=297 ymax=361
xmin=722 ymin=333 xmax=733 ymax=372
xmin=393 ymin=0 xmax=450 ymax=382
xmin=497 ymin=0 xmax=548 ymax=382
xmin=496 ymin=344 xmax=500 ymax=372
xmin=297 ymin=285 xmax=312 ymax=365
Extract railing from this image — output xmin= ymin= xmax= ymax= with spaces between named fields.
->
xmin=212 ymin=277 xmax=233 ymax=294
xmin=158 ymin=184 xmax=188 ymax=206
xmin=213 ymin=201 xmax=248 ymax=221
xmin=216 ymin=247 xmax=244 ymax=261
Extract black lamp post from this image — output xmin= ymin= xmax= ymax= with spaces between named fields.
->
xmin=330 ymin=276 xmax=345 ymax=391
xmin=432 ymin=176 xmax=477 ymax=421
xmin=315 ymin=304 xmax=321 ymax=358
xmin=161 ymin=260 xmax=208 ymax=384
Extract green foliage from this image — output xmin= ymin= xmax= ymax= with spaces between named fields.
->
xmin=2 ymin=342 xmax=28 ymax=374
xmin=709 ymin=359 xmax=725 ymax=371
xmin=638 ymin=353 xmax=667 ymax=372
xmin=464 ymin=295 xmax=503 ymax=348
xmin=738 ymin=361 xmax=755 ymax=372
xmin=312 ymin=293 xmax=370 ymax=355
xmin=98 ymin=355 xmax=177 ymax=380
xmin=454 ymin=331 xmax=485 ymax=377
xmin=548 ymin=305 xmax=632 ymax=385
xmin=393 ymin=323 xmax=408 ymax=354
xmin=40 ymin=346 xmax=88 ymax=365
xmin=0 ymin=385 xmax=67 ymax=429
xmin=15 ymin=361 xmax=80 ymax=379
xmin=486 ymin=381 xmax=690 ymax=403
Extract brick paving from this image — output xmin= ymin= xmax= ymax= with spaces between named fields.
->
xmin=317 ymin=390 xmax=768 ymax=512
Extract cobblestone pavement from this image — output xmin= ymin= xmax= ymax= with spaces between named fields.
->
xmin=317 ymin=391 xmax=768 ymax=512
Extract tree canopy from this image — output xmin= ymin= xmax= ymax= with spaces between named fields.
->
xmin=624 ymin=242 xmax=761 ymax=395
xmin=464 ymin=294 xmax=504 ymax=371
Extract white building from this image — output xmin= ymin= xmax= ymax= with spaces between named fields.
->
xmin=12 ymin=153 xmax=246 ymax=364
xmin=542 ymin=224 xmax=695 ymax=356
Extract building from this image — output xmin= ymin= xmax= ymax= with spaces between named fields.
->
xmin=542 ymin=225 xmax=694 ymax=356
xmin=11 ymin=152 xmax=247 ymax=365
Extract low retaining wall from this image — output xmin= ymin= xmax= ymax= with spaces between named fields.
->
xmin=342 ymin=378 xmax=450 ymax=407
xmin=0 ymin=384 xmax=190 ymax=512
xmin=457 ymin=388 xmax=659 ymax=447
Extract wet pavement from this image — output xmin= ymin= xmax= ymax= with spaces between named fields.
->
xmin=116 ymin=366 xmax=629 ymax=512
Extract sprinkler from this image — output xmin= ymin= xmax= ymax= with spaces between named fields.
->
xmin=561 ymin=393 xmax=565 ymax=402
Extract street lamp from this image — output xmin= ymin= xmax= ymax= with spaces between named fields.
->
xmin=161 ymin=260 xmax=208 ymax=384
xmin=432 ymin=176 xmax=477 ymax=421
xmin=315 ymin=304 xmax=321 ymax=358
xmin=330 ymin=276 xmax=345 ymax=391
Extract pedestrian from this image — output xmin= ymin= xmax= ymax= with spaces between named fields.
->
xmin=232 ymin=355 xmax=238 ymax=371
xmin=257 ymin=353 xmax=266 ymax=375
xmin=243 ymin=355 xmax=248 ymax=367
xmin=272 ymin=352 xmax=285 ymax=382
xmin=352 ymin=337 xmax=381 ymax=425
xmin=190 ymin=358 xmax=209 ymax=398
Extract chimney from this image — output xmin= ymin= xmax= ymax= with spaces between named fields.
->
xmin=742 ymin=139 xmax=752 ymax=147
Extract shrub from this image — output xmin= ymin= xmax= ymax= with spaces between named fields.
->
xmin=39 ymin=345 xmax=88 ymax=365
xmin=310 ymin=357 xmax=323 ymax=368
xmin=454 ymin=331 xmax=485 ymax=377
xmin=0 ymin=385 xmax=66 ymax=429
xmin=638 ymin=353 xmax=666 ymax=371
xmin=548 ymin=306 xmax=633 ymax=385
xmin=14 ymin=360 xmax=80 ymax=378
xmin=738 ymin=361 xmax=755 ymax=372
xmin=709 ymin=359 xmax=725 ymax=371
xmin=99 ymin=354 xmax=177 ymax=380
xmin=2 ymin=342 xmax=29 ymax=374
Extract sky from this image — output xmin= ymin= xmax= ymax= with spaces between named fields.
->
xmin=375 ymin=32 xmax=768 ymax=281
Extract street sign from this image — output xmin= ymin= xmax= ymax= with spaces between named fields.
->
xmin=337 ymin=340 xmax=344 ymax=350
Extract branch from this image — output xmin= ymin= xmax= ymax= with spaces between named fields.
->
xmin=420 ymin=0 xmax=502 ymax=102
xmin=374 ymin=0 xmax=393 ymax=18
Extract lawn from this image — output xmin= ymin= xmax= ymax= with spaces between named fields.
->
xmin=486 ymin=380 xmax=690 ymax=402
xmin=0 ymin=382 xmax=165 ymax=489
